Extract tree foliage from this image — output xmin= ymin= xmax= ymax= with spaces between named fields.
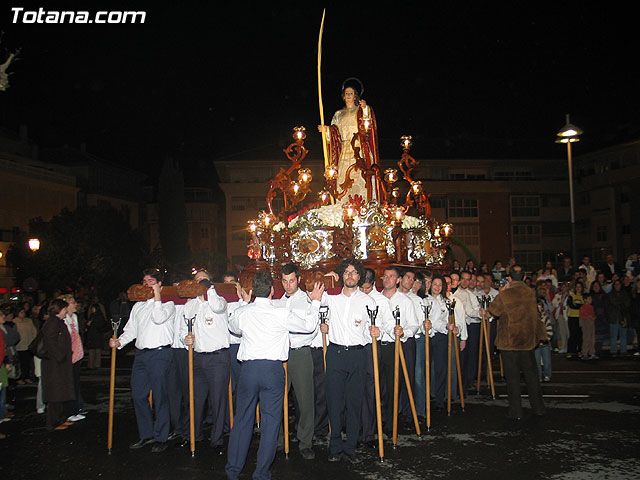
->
xmin=6 ymin=206 xmax=148 ymax=301
xmin=158 ymin=158 xmax=190 ymax=267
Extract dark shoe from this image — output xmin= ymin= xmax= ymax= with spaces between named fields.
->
xmin=178 ymin=439 xmax=190 ymax=448
xmin=328 ymin=452 xmax=343 ymax=462
xmin=130 ymin=438 xmax=155 ymax=449
xmin=300 ymin=448 xmax=315 ymax=460
xmin=167 ymin=431 xmax=182 ymax=441
xmin=364 ymin=439 xmax=378 ymax=449
xmin=344 ymin=452 xmax=358 ymax=464
xmin=151 ymin=441 xmax=168 ymax=453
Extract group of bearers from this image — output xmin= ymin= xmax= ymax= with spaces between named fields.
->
xmin=111 ymin=260 xmax=545 ymax=480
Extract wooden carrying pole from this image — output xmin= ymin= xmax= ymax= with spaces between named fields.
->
xmin=482 ymin=316 xmax=496 ymax=399
xmin=187 ymin=317 xmax=196 ymax=457
xmin=453 ymin=335 xmax=465 ymax=412
xmin=283 ymin=362 xmax=290 ymax=458
xmin=107 ymin=319 xmax=120 ymax=454
xmin=398 ymin=343 xmax=422 ymax=436
xmin=367 ymin=305 xmax=384 ymax=462
xmin=228 ymin=377 xmax=234 ymax=429
xmin=392 ymin=307 xmax=401 ymax=447
xmin=422 ymin=304 xmax=432 ymax=431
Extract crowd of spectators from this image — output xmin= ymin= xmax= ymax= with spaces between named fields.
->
xmin=0 ymin=290 xmax=127 ymax=437
xmin=451 ymin=252 xmax=640 ymax=363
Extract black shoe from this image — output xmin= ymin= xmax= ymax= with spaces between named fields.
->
xmin=344 ymin=452 xmax=358 ymax=464
xmin=129 ymin=438 xmax=155 ymax=449
xmin=364 ymin=439 xmax=378 ymax=449
xmin=328 ymin=452 xmax=343 ymax=462
xmin=167 ymin=431 xmax=182 ymax=441
xmin=178 ymin=439 xmax=190 ymax=448
xmin=151 ymin=441 xmax=168 ymax=453
xmin=300 ymin=447 xmax=315 ymax=460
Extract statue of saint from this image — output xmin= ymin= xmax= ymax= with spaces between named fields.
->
xmin=319 ymin=78 xmax=382 ymax=202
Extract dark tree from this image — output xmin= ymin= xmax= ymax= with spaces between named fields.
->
xmin=157 ymin=158 xmax=191 ymax=268
xmin=6 ymin=206 xmax=148 ymax=301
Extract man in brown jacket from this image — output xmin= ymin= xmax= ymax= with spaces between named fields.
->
xmin=488 ymin=266 xmax=546 ymax=420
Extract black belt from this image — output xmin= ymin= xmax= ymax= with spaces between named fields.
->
xmin=332 ymin=343 xmax=365 ymax=350
xmin=310 ymin=346 xmax=323 ymax=350
xmin=380 ymin=341 xmax=393 ymax=346
xmin=197 ymin=347 xmax=229 ymax=355
xmin=139 ymin=344 xmax=171 ymax=351
xmin=290 ymin=345 xmax=310 ymax=351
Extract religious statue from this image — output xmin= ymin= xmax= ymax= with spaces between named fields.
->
xmin=319 ymin=78 xmax=382 ymax=202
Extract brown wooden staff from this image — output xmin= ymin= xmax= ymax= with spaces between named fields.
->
xmin=392 ymin=306 xmax=401 ymax=448
xmin=228 ymin=377 xmax=234 ymax=429
xmin=107 ymin=318 xmax=120 ymax=454
xmin=283 ymin=361 xmax=289 ymax=459
xmin=319 ymin=306 xmax=329 ymax=371
xmin=186 ymin=315 xmax=196 ymax=457
xmin=421 ymin=304 xmax=432 ymax=431
xmin=482 ymin=314 xmax=496 ymax=399
xmin=398 ymin=341 xmax=422 ymax=436
xmin=367 ymin=305 xmax=384 ymax=462
xmin=446 ymin=299 xmax=465 ymax=415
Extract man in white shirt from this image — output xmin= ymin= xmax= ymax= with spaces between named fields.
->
xmin=183 ymin=270 xmax=230 ymax=455
xmin=109 ymin=268 xmax=176 ymax=453
xmin=453 ymin=270 xmax=482 ymax=392
xmin=225 ymin=271 xmax=323 ymax=480
xmin=319 ymin=259 xmax=379 ymax=462
xmin=272 ymin=263 xmax=318 ymax=460
xmin=379 ymin=266 xmax=420 ymax=433
xmin=397 ymin=269 xmax=422 ymax=421
xmin=359 ymin=268 xmax=394 ymax=447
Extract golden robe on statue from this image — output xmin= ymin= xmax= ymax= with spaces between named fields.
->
xmin=325 ymin=103 xmax=382 ymax=204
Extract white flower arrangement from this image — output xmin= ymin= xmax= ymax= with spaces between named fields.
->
xmin=273 ymin=221 xmax=286 ymax=232
xmin=402 ymin=215 xmax=421 ymax=229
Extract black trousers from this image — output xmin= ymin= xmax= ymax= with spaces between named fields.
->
xmin=310 ymin=347 xmax=328 ymax=437
xmin=325 ymin=344 xmax=365 ymax=455
xmin=501 ymin=350 xmax=545 ymax=419
xmin=463 ymin=323 xmax=481 ymax=389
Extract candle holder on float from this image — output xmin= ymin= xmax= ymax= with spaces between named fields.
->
xmin=266 ymin=127 xmax=313 ymax=217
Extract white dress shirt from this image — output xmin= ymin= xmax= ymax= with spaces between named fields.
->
xmin=453 ymin=286 xmax=481 ymax=325
xmin=379 ymin=290 xmax=421 ymax=343
xmin=321 ymin=289 xmax=376 ymax=346
xmin=366 ymin=288 xmax=396 ymax=341
xmin=181 ymin=287 xmax=230 ymax=353
xmin=118 ymin=298 xmax=175 ymax=350
xmin=423 ymin=295 xmax=467 ymax=341
xmin=171 ymin=304 xmax=187 ymax=349
xmin=230 ymin=297 xmax=320 ymax=362
xmin=406 ymin=290 xmax=426 ymax=338
xmin=273 ymin=289 xmax=319 ymax=349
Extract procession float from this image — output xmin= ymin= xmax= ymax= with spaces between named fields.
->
xmin=239 ymin=74 xmax=454 ymax=289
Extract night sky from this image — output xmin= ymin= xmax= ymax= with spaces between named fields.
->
xmin=1 ymin=2 xmax=638 ymax=180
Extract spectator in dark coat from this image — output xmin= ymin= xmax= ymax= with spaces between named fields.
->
xmin=42 ymin=299 xmax=75 ymax=431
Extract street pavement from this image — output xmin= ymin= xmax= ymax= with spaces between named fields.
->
xmin=2 ymin=351 xmax=639 ymax=479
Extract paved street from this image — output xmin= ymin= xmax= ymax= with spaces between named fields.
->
xmin=2 ymin=351 xmax=639 ymax=479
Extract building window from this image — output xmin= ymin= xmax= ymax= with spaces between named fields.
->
xmin=511 ymin=195 xmax=540 ymax=217
xmin=430 ymin=197 xmax=447 ymax=209
xmin=231 ymin=225 xmax=250 ymax=242
xmin=201 ymin=227 xmax=209 ymax=239
xmin=514 ymin=250 xmax=542 ymax=271
xmin=494 ymin=170 xmax=532 ymax=180
xmin=512 ymin=224 xmax=541 ymax=245
xmin=596 ymin=225 xmax=607 ymax=242
xmin=622 ymin=224 xmax=631 ymax=235
xmin=448 ymin=199 xmax=478 ymax=218
xmin=455 ymin=224 xmax=479 ymax=246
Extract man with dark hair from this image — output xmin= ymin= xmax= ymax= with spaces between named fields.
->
xmin=225 ymin=271 xmax=323 ymax=480
xmin=319 ymin=258 xmax=379 ymax=462
xmin=272 ymin=263 xmax=318 ymax=460
xmin=488 ymin=266 xmax=546 ymax=421
xmin=183 ymin=270 xmax=230 ymax=455
xmin=453 ymin=270 xmax=482 ymax=391
xmin=379 ymin=266 xmax=420 ymax=432
xmin=109 ymin=269 xmax=176 ymax=452
xmin=359 ymin=268 xmax=394 ymax=446
xmin=222 ymin=271 xmax=238 ymax=283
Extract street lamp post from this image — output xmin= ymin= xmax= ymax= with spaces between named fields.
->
xmin=556 ymin=114 xmax=583 ymax=265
